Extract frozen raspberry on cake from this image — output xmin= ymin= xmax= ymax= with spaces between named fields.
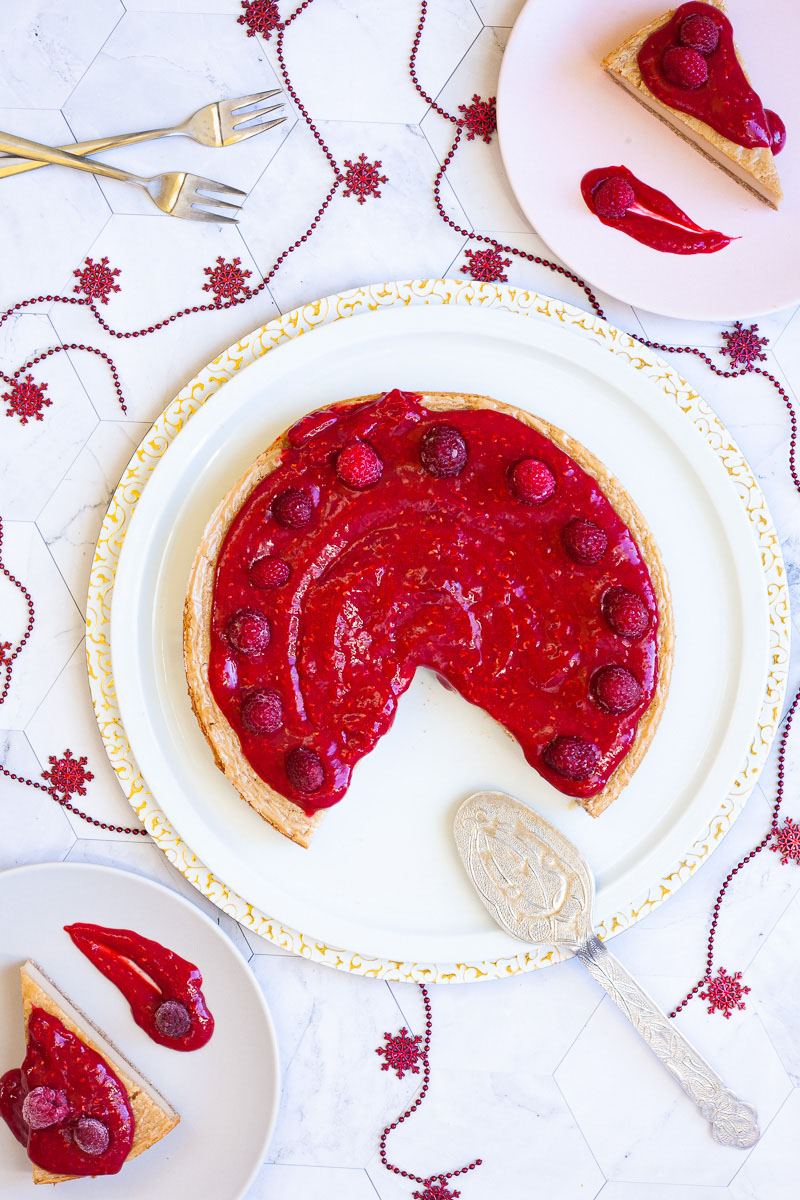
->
xmin=662 ymin=45 xmax=709 ymax=88
xmin=592 ymin=177 xmax=636 ymax=220
xmin=511 ymin=458 xmax=556 ymax=504
xmin=562 ymin=518 xmax=607 ymax=564
xmin=272 ymin=488 xmax=313 ymax=529
xmin=543 ymin=735 xmax=600 ymax=781
xmin=155 ymin=999 xmax=192 ymax=1038
xmin=337 ymin=441 xmax=383 ymax=488
xmin=21 ymin=1087 xmax=69 ymax=1130
xmin=241 ymin=688 xmax=283 ymax=734
xmin=250 ymin=555 xmax=291 ymax=589
xmin=592 ymin=665 xmax=643 ymax=714
xmin=227 ymin=609 xmax=271 ymax=656
xmin=73 ymin=1116 xmax=110 ymax=1156
xmin=603 ymin=587 xmax=651 ymax=639
xmin=678 ymin=12 xmax=719 ymax=54
xmin=420 ymin=424 xmax=468 ymax=477
xmin=286 ymin=746 xmax=324 ymax=793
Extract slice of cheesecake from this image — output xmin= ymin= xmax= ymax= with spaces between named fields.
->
xmin=19 ymin=960 xmax=179 ymax=1184
xmin=603 ymin=0 xmax=782 ymax=208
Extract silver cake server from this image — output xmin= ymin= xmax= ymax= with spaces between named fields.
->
xmin=454 ymin=790 xmax=759 ymax=1149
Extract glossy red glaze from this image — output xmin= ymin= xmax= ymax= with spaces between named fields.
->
xmin=65 ymin=924 xmax=214 ymax=1052
xmin=0 ymin=1008 xmax=133 ymax=1176
xmin=208 ymin=390 xmax=662 ymax=810
xmin=581 ymin=165 xmax=733 ymax=254
xmin=638 ymin=2 xmax=782 ymax=151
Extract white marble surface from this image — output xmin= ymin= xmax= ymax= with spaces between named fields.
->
xmin=0 ymin=2 xmax=799 ymax=1197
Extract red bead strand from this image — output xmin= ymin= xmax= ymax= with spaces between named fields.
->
xmin=379 ymin=984 xmax=482 ymax=1188
xmin=669 ymin=685 xmax=800 ymax=1017
xmin=0 ymin=515 xmax=35 ymax=706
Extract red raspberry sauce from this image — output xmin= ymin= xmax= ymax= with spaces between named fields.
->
xmin=0 ymin=1009 xmax=133 ymax=1176
xmin=581 ymin=165 xmax=733 ymax=254
xmin=208 ymin=390 xmax=662 ymax=811
xmin=638 ymin=2 xmax=782 ymax=151
xmin=65 ymin=924 xmax=214 ymax=1052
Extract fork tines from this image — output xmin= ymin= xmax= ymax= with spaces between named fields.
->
xmin=189 ymin=176 xmax=247 ymax=224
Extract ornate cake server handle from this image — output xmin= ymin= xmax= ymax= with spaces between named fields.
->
xmin=575 ymin=934 xmax=759 ymax=1149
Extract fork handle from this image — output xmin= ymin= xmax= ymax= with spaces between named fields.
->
xmin=575 ymin=935 xmax=760 ymax=1149
xmin=0 ymin=128 xmax=177 ymax=180
xmin=0 ymin=130 xmax=149 ymax=186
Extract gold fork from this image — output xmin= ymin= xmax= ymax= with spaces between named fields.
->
xmin=0 ymin=129 xmax=246 ymax=223
xmin=0 ymin=90 xmax=285 ymax=180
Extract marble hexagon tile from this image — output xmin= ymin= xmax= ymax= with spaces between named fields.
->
xmin=0 ymin=730 xmax=76 ymax=871
xmin=243 ymin=118 xmax=470 ymax=314
xmin=61 ymin=8 xmax=292 ymax=217
xmin=0 ymin=314 xmax=99 ymax=522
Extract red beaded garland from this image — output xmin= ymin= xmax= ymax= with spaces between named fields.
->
xmin=379 ymin=984 xmax=482 ymax=1189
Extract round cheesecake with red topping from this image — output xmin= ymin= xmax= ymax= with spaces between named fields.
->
xmin=184 ymin=389 xmax=672 ymax=847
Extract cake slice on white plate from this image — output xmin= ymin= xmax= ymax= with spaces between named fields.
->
xmin=0 ymin=960 xmax=179 ymax=1184
xmin=603 ymin=0 xmax=784 ymax=208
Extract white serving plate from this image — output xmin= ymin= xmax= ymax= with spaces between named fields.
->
xmin=0 ymin=862 xmax=279 ymax=1199
xmin=497 ymin=0 xmax=800 ymax=320
xmin=99 ymin=286 xmax=785 ymax=973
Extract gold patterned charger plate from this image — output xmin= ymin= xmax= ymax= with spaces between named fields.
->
xmin=87 ymin=280 xmax=788 ymax=982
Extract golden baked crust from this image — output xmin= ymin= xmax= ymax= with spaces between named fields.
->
xmin=602 ymin=0 xmax=782 ymax=209
xmin=184 ymin=391 xmax=673 ymax=844
xmin=19 ymin=962 xmax=179 ymax=1185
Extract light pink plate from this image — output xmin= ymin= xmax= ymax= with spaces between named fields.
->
xmin=497 ymin=0 xmax=800 ymax=320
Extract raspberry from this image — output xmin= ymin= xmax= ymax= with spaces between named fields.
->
xmin=21 ymin=1087 xmax=69 ymax=1130
xmin=286 ymin=746 xmax=324 ymax=793
xmin=272 ymin=488 xmax=313 ymax=529
xmin=562 ymin=518 xmax=607 ymax=564
xmin=420 ymin=424 xmax=468 ymax=477
xmin=767 ymin=110 xmax=786 ymax=155
xmin=154 ymin=999 xmax=192 ymax=1038
xmin=336 ymin=441 xmax=383 ymax=488
xmin=592 ymin=177 xmax=636 ymax=220
xmin=511 ymin=458 xmax=556 ymax=504
xmin=662 ymin=45 xmax=709 ymax=88
xmin=592 ymin=665 xmax=643 ymax=714
xmin=678 ymin=12 xmax=719 ymax=54
xmin=602 ymin=587 xmax=651 ymax=639
xmin=73 ymin=1116 xmax=109 ymax=1156
xmin=241 ymin=688 xmax=283 ymax=734
xmin=250 ymin=555 xmax=291 ymax=589
xmin=227 ymin=609 xmax=271 ymax=656
xmin=542 ymin=736 xmax=600 ymax=781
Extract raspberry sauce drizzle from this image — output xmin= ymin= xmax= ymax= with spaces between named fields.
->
xmin=581 ymin=165 xmax=733 ymax=254
xmin=208 ymin=390 xmax=662 ymax=813
xmin=638 ymin=2 xmax=784 ymax=152
xmin=0 ymin=1008 xmax=133 ymax=1176
xmin=65 ymin=924 xmax=214 ymax=1052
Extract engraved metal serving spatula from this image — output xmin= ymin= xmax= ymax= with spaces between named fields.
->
xmin=454 ymin=790 xmax=760 ymax=1149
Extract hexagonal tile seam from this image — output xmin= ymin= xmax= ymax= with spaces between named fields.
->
xmin=548 ymin=1069 xmax=609 ymax=1188
xmin=55 ymin=4 xmax=129 ymax=116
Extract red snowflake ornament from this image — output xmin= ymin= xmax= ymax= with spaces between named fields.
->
xmin=771 ymin=816 xmax=800 ymax=865
xmin=73 ymin=256 xmax=121 ymax=305
xmin=376 ymin=1028 xmax=423 ymax=1078
xmin=3 ymin=375 xmax=51 ymax=426
xmin=343 ymin=154 xmax=388 ymax=205
xmin=0 ymin=641 xmax=11 ymax=665
xmin=458 ymin=95 xmax=497 ymax=144
xmin=700 ymin=967 xmax=750 ymax=1019
xmin=238 ymin=0 xmax=280 ymax=40
xmin=41 ymin=750 xmax=94 ymax=800
xmin=720 ymin=321 xmax=768 ymax=371
xmin=202 ymin=257 xmax=253 ymax=307
xmin=461 ymin=247 xmax=510 ymax=284
xmin=413 ymin=1184 xmax=460 ymax=1200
